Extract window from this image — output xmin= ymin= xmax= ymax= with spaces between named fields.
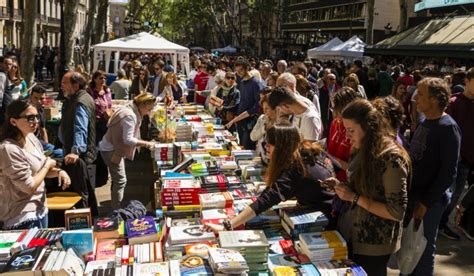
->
xmin=114 ymin=16 xmax=120 ymax=24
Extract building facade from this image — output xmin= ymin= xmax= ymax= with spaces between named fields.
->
xmin=0 ymin=0 xmax=88 ymax=54
xmin=280 ymin=0 xmax=401 ymax=53
xmin=109 ymin=1 xmax=127 ymax=39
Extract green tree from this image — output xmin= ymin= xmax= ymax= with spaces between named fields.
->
xmin=247 ymin=0 xmax=281 ymax=56
xmin=20 ymin=0 xmax=37 ymax=85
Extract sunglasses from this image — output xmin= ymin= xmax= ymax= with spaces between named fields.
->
xmin=226 ymin=77 xmax=235 ymax=80
xmin=19 ymin=114 xmax=40 ymax=123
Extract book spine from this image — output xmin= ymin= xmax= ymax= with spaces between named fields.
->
xmin=121 ymin=245 xmax=129 ymax=265
xmin=162 ymin=188 xmax=201 ymax=193
xmin=115 ymin=247 xmax=122 ymax=267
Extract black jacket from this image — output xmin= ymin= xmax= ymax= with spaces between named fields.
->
xmin=60 ymin=89 xmax=96 ymax=164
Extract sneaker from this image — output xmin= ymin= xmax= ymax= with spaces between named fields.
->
xmin=440 ymin=226 xmax=461 ymax=240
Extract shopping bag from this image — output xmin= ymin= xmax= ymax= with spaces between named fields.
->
xmin=396 ymin=218 xmax=427 ymax=274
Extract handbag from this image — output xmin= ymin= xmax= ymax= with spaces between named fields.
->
xmin=396 ymin=218 xmax=427 ymax=274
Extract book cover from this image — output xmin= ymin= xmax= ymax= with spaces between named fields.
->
xmin=282 ymin=207 xmax=328 ymax=229
xmin=218 ymin=230 xmax=269 ymax=250
xmin=179 ymin=255 xmax=213 ymax=275
xmin=185 ymin=241 xmax=218 ymax=256
xmin=4 ymin=246 xmax=43 ymax=272
xmin=171 ymin=218 xmax=202 ymax=227
xmin=0 ymin=232 xmax=23 ymax=257
xmin=126 ymin=216 xmax=157 ymax=239
xmin=169 ymin=226 xmax=216 ymax=245
xmin=61 ymin=229 xmax=94 ymax=261
xmin=208 ymin=248 xmax=248 ymax=274
xmin=199 ymin=191 xmax=234 ymax=208
xmin=65 ymin=208 xmax=92 ymax=230
xmin=201 ymin=208 xmax=235 ymax=220
xmin=93 ymin=216 xmax=119 ymax=232
xmin=95 ymin=239 xmax=117 ymax=261
xmin=134 ymin=262 xmax=169 ymax=276
xmin=299 ymin=231 xmax=347 ymax=251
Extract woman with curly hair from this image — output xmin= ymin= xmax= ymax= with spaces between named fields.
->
xmin=322 ymin=99 xmax=411 ymax=276
xmin=372 ymin=96 xmax=406 ymax=146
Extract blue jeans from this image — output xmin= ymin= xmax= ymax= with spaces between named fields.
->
xmin=409 ymin=200 xmax=447 ymax=276
xmin=9 ymin=215 xmax=48 ymax=230
xmin=440 ymin=161 xmax=470 ymax=227
xmin=237 ymin=120 xmax=256 ymax=150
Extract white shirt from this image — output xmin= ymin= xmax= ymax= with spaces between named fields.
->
xmin=99 ymin=116 xmax=139 ymax=152
xmin=293 ymin=107 xmax=322 ymax=141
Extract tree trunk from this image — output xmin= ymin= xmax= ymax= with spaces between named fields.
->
xmin=20 ymin=0 xmax=37 ymax=86
xmin=82 ymin=0 xmax=98 ymax=73
xmin=399 ymin=0 xmax=408 ymax=32
xmin=366 ymin=0 xmax=375 ymax=45
xmin=63 ymin=0 xmax=80 ymax=68
xmin=95 ymin=0 xmax=109 ymax=44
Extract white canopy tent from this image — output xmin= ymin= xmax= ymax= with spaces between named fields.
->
xmin=92 ymin=32 xmax=190 ymax=76
xmin=307 ymin=37 xmax=343 ymax=59
xmin=312 ymin=36 xmax=367 ymax=61
xmin=211 ymin=45 xmax=237 ymax=54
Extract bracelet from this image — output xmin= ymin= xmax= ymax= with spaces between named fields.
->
xmin=222 ymin=220 xmax=233 ymax=231
xmin=351 ymin=193 xmax=360 ymax=209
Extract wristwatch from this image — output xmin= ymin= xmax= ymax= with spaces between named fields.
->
xmin=222 ymin=220 xmax=233 ymax=231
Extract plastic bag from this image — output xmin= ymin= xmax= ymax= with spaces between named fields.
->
xmin=396 ymin=218 xmax=427 ymax=274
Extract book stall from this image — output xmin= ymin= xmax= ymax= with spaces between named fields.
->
xmin=0 ymin=103 xmax=366 ymax=275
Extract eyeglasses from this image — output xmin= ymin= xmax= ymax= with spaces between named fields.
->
xmin=19 ymin=114 xmax=40 ymax=123
xmin=226 ymin=77 xmax=235 ymax=80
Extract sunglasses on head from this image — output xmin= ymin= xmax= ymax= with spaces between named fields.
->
xmin=18 ymin=114 xmax=40 ymax=123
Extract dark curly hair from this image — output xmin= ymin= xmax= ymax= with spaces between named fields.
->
xmin=372 ymin=96 xmax=405 ymax=135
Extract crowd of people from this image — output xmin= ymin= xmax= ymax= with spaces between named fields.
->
xmin=0 ymin=49 xmax=472 ymax=276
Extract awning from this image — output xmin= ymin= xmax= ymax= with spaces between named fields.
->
xmin=365 ymin=15 xmax=474 ymax=58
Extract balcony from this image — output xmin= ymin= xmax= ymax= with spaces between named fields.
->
xmin=0 ymin=7 xmax=8 ymax=18
xmin=13 ymin=9 xmax=22 ymax=20
xmin=48 ymin=16 xmax=61 ymax=26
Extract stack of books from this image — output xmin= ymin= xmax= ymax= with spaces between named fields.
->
xmin=199 ymin=175 xmax=228 ymax=192
xmin=208 ymin=248 xmax=249 ymax=275
xmin=126 ymin=216 xmax=159 ymax=245
xmin=199 ymin=191 xmax=234 ymax=209
xmin=154 ymin=144 xmax=174 ymax=167
xmin=161 ymin=178 xmax=201 ymax=207
xmin=313 ymin=259 xmax=367 ymax=276
xmin=179 ymin=254 xmax=213 ymax=275
xmin=232 ymin=150 xmax=257 ymax=161
xmin=175 ymin=123 xmax=193 ymax=142
xmin=219 ymin=230 xmax=270 ymax=273
xmin=280 ymin=207 xmax=329 ymax=239
xmin=166 ymin=224 xmax=216 ymax=261
xmin=298 ymin=231 xmax=348 ymax=262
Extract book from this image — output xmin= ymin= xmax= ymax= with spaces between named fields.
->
xmin=0 ymin=231 xmax=24 ymax=258
xmin=93 ymin=216 xmax=120 ymax=240
xmin=273 ymin=264 xmax=321 ymax=276
xmin=169 ymin=225 xmax=216 ymax=245
xmin=185 ymin=241 xmax=218 ymax=256
xmin=208 ymin=248 xmax=249 ymax=275
xmin=3 ymin=246 xmax=43 ymax=272
xmin=61 ymin=229 xmax=94 ymax=261
xmin=134 ymin=262 xmax=169 ymax=276
xmin=281 ymin=207 xmax=329 ymax=230
xmin=218 ymin=230 xmax=269 ymax=251
xmin=64 ymin=208 xmax=92 ymax=230
xmin=299 ymin=231 xmax=347 ymax=251
xmin=125 ymin=217 xmax=159 ymax=245
xmin=179 ymin=255 xmax=213 ymax=275
xmin=84 ymin=260 xmax=115 ymax=275
xmin=199 ymin=191 xmax=234 ymax=209
xmin=170 ymin=218 xmax=202 ymax=227
xmin=95 ymin=239 xmax=118 ymax=261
